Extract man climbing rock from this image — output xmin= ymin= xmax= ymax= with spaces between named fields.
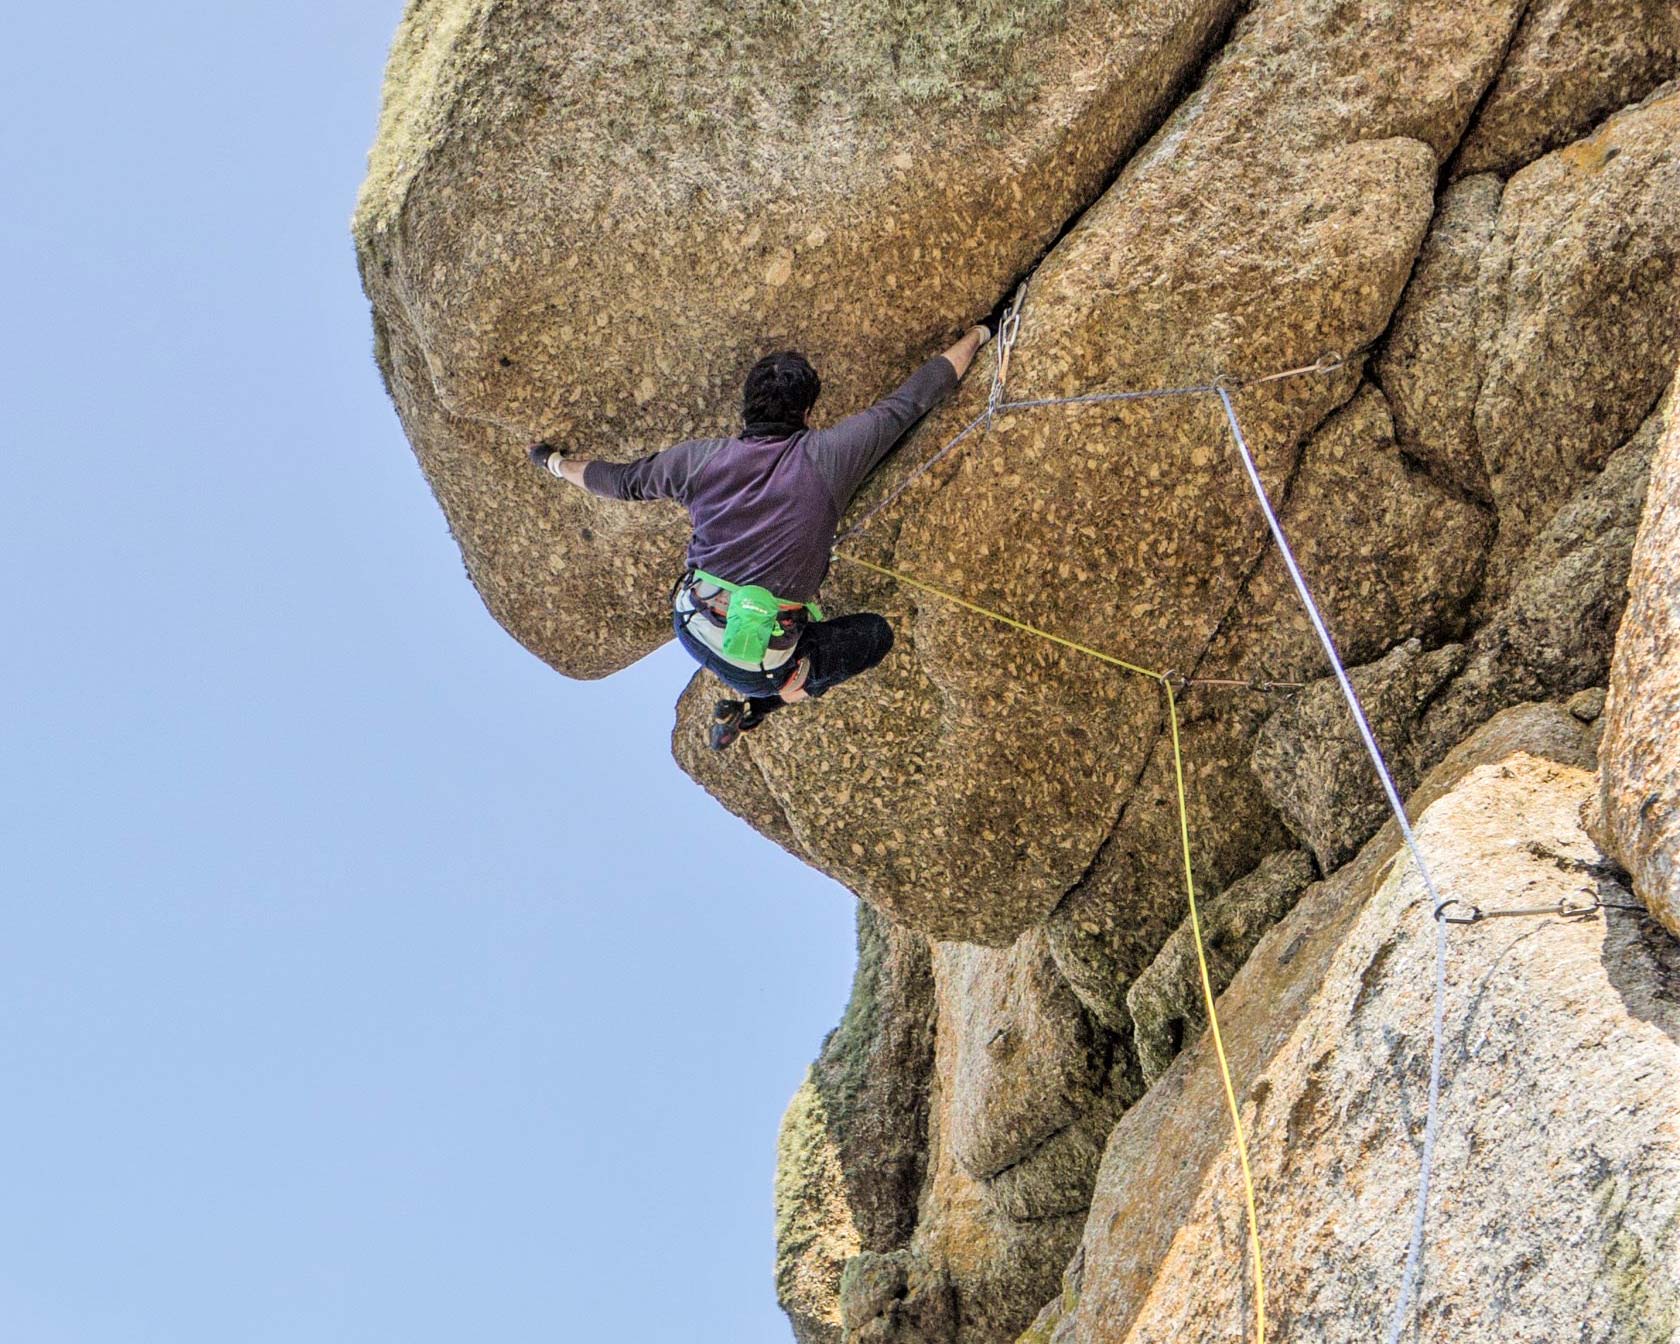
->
xmin=528 ymin=321 xmax=995 ymax=749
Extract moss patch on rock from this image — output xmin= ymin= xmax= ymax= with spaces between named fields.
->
xmin=775 ymin=1071 xmax=862 ymax=1344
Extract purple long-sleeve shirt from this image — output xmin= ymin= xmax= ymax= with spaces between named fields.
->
xmin=583 ymin=354 xmax=961 ymax=602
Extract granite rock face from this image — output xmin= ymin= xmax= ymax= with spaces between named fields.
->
xmin=1052 ymin=707 xmax=1678 ymax=1343
xmin=356 ymin=3 xmax=1680 ymax=1341
xmin=354 ymin=0 xmax=1247 ymax=677
xmin=1452 ymin=0 xmax=1680 ymax=177
xmin=1374 ymin=174 xmax=1502 ymax=503
xmin=775 ymin=905 xmax=935 ymax=1343
xmin=1597 ymin=376 xmax=1680 ymax=935
xmin=1251 ymin=638 xmax=1467 ymax=874
xmin=881 ymin=931 xmax=1127 ymax=1344
xmin=1417 ymin=397 xmax=1666 ymax=768
xmin=777 ymin=1074 xmax=863 ymax=1344
xmin=1126 ymin=849 xmax=1316 ymax=1087
xmin=1043 ymin=382 xmax=1491 ymax=1034
xmin=1472 ymin=84 xmax=1680 ymax=600
xmin=701 ymin=0 xmax=1523 ymax=958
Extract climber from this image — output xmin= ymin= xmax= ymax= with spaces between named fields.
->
xmin=527 ymin=319 xmax=997 ymax=749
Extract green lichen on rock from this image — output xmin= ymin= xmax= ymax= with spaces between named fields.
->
xmin=775 ymin=1071 xmax=860 ymax=1344
xmin=840 ymin=1248 xmax=958 ymax=1343
xmin=809 ymin=905 xmax=935 ymax=1249
xmin=358 ymin=0 xmax=1075 ymax=238
xmin=816 ymin=902 xmax=891 ymax=1112
xmin=774 ymin=907 xmax=937 ymax=1341
xmin=1013 ymin=1256 xmax=1080 ymax=1344
xmin=354 ymin=0 xmax=489 ymax=236
xmin=1598 ymin=1174 xmax=1680 ymax=1344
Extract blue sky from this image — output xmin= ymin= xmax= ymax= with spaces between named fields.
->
xmin=1 ymin=5 xmax=855 ymax=1340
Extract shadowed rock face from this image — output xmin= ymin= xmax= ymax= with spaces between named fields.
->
xmin=776 ymin=906 xmax=936 ymax=1343
xmin=1374 ymin=174 xmax=1503 ymax=504
xmin=1252 ymin=639 xmax=1467 ymax=873
xmin=1471 ymin=85 xmax=1680 ymax=600
xmin=1126 ymin=849 xmax=1316 ymax=1087
xmin=1596 ymin=376 xmax=1680 ymax=935
xmin=357 ymin=3 xmax=1680 ymax=1341
xmin=1417 ymin=395 xmax=1667 ymax=768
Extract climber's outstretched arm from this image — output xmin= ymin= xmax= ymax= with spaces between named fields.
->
xmin=530 ymin=321 xmax=991 ymax=507
xmin=527 ymin=437 xmax=724 ymax=501
xmin=527 ymin=444 xmax=591 ymax=489
xmin=805 ymin=325 xmax=991 ymax=510
xmin=940 ymin=324 xmax=991 ymax=381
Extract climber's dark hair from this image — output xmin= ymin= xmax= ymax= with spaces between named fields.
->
xmin=741 ymin=351 xmax=820 ymax=431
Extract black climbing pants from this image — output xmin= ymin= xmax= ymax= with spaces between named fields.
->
xmin=673 ymin=611 xmax=895 ymax=703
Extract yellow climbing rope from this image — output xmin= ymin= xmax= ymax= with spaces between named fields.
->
xmin=830 ymin=548 xmax=1268 ymax=1344
xmin=831 ymin=553 xmax=1159 ymax=680
xmin=821 ymin=326 xmax=1384 ymax=1342
xmin=1165 ymin=678 xmax=1267 ymax=1344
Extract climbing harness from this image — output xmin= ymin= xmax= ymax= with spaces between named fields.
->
xmin=690 ymin=567 xmax=823 ymax=626
xmin=677 ymin=568 xmax=822 ymax=672
xmin=718 ymin=585 xmax=785 ymax=665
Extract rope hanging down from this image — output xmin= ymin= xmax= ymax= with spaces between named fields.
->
xmin=828 ymin=551 xmax=1271 ymax=1344
xmin=1213 ymin=388 xmax=1449 ymax=1344
xmin=827 ymin=330 xmax=1453 ymax=1344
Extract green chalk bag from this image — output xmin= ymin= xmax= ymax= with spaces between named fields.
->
xmin=719 ymin=584 xmax=785 ymax=665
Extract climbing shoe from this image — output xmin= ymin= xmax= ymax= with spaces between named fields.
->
xmin=527 ymin=442 xmax=563 ymax=476
xmin=709 ymin=700 xmax=750 ymax=751
xmin=709 ymin=698 xmax=781 ymax=751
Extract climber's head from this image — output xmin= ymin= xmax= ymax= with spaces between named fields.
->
xmin=741 ymin=351 xmax=820 ymax=435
